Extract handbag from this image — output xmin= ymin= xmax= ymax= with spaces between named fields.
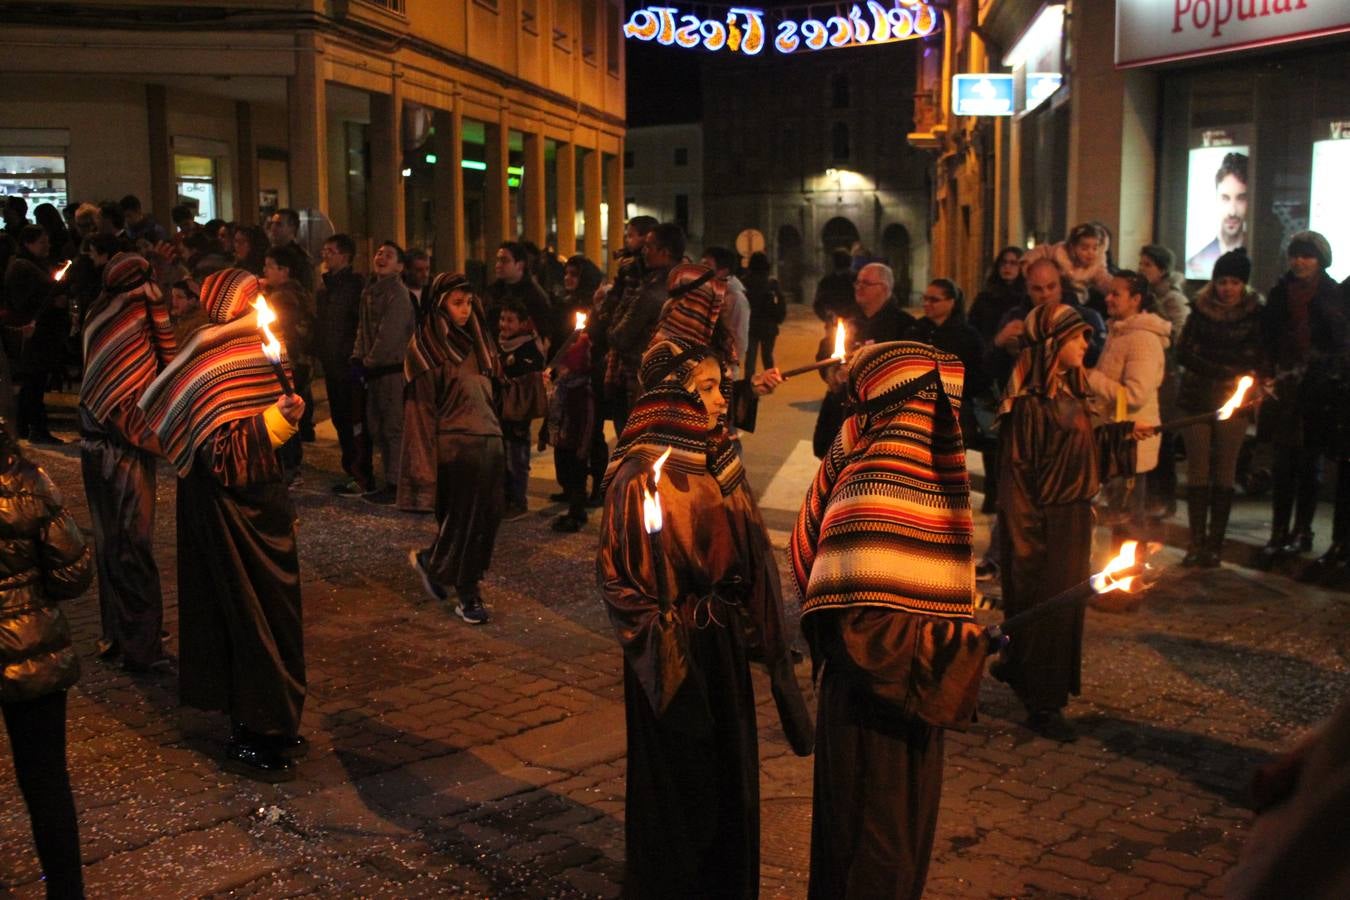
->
xmin=500 ymin=370 xmax=549 ymax=422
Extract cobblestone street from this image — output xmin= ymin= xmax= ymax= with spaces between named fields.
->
xmin=0 ymin=419 xmax=1344 ymax=898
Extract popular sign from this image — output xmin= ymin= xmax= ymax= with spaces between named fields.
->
xmin=623 ymin=1 xmax=941 ymax=56
xmin=1116 ymin=0 xmax=1350 ymax=67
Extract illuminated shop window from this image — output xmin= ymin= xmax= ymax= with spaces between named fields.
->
xmin=175 ymin=154 xmax=218 ymax=223
xmin=0 ymin=154 xmax=67 ymax=210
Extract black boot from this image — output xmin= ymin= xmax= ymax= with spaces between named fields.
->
xmin=1204 ymin=488 xmax=1233 ymax=568
xmin=1258 ymin=485 xmax=1295 ymax=570
xmin=1182 ymin=486 xmax=1210 ymax=567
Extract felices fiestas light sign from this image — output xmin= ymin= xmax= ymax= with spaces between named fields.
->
xmin=623 ymin=1 xmax=940 ymax=56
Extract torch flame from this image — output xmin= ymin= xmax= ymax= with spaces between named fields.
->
xmin=1217 ymin=375 xmax=1255 ymax=421
xmin=642 ymin=448 xmax=673 ymax=535
xmin=831 ymin=319 xmax=848 ymax=361
xmin=1090 ymin=540 xmax=1139 ymax=594
xmin=252 ymin=296 xmax=284 ymax=364
xmin=574 ymin=311 xmax=588 ymax=331
xmin=53 ymin=260 xmax=73 ymax=282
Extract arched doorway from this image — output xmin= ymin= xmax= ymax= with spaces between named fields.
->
xmin=881 ymin=223 xmax=912 ymax=302
xmin=777 ymin=224 xmax=804 ymax=305
xmin=821 ymin=216 xmax=859 ymax=255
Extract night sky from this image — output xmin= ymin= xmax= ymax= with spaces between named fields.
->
xmin=624 ymin=0 xmax=819 ymax=126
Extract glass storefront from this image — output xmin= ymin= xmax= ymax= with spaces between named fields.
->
xmin=1156 ymin=46 xmax=1350 ymax=289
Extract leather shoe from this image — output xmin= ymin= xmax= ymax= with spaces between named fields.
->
xmin=1027 ymin=709 xmax=1078 ymax=743
xmin=223 ymin=738 xmax=296 ymax=782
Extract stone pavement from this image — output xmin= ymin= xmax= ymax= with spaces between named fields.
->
xmin=0 ymin=341 xmax=1345 ymax=896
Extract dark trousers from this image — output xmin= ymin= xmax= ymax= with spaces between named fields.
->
xmin=322 ymin=362 xmax=372 ymax=488
xmin=2 ymin=691 xmax=83 ymax=899
xmin=295 ymin=363 xmax=315 ymax=439
xmin=1271 ymin=445 xmax=1322 ymax=540
xmin=743 ymin=333 xmax=777 ymax=380
xmin=555 ymin=447 xmax=589 ymax=521
xmin=17 ymin=370 xmax=49 ymax=436
xmin=503 ymin=433 xmax=531 ymax=508
xmin=80 ymin=435 xmax=164 ymax=667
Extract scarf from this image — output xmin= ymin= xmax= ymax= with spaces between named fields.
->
xmin=137 ymin=268 xmax=290 ymax=476
xmin=997 ymin=302 xmax=1093 ymax=419
xmin=651 ymin=262 xmax=723 ymax=351
xmin=790 ymin=341 xmax=973 ymax=620
xmin=404 ymin=273 xmax=499 ymax=383
xmin=79 ymin=253 xmax=177 ymax=429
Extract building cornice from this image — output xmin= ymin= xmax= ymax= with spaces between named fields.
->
xmin=0 ymin=3 xmax=626 ymax=132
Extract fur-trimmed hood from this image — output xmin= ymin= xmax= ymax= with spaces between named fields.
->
xmin=1193 ymin=282 xmax=1262 ymax=322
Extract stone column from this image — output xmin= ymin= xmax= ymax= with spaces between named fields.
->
xmin=145 ymin=84 xmax=173 ymax=227
xmin=604 ymin=148 xmax=624 ymax=275
xmin=235 ymin=100 xmax=259 ymax=226
xmin=483 ymin=109 xmax=511 ymax=249
xmin=368 ymin=81 xmax=406 ymax=246
xmin=523 ymin=131 xmax=547 ymax=246
xmin=555 ymin=141 xmax=577 ymax=256
xmin=582 ymin=146 xmax=602 ymax=263
xmin=287 ymin=32 xmax=329 ymax=215
xmin=432 ymin=106 xmax=466 ymax=274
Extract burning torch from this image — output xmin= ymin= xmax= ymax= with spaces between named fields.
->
xmin=642 ymin=447 xmax=673 ymax=610
xmin=251 ymin=296 xmax=294 ymax=396
xmin=547 ymin=310 xmax=589 ymax=369
xmin=1149 ymin=375 xmax=1256 ymax=433
xmin=986 ymin=541 xmax=1149 ymax=645
xmin=780 ymin=319 xmax=848 ymax=379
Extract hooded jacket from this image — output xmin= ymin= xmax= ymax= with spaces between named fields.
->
xmin=0 ymin=456 xmax=93 ymax=701
xmin=1176 ymin=284 xmax=1265 ymax=414
xmin=1085 ymin=311 xmax=1172 ymax=472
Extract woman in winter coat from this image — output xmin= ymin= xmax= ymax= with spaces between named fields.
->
xmin=1258 ymin=232 xmax=1347 ymax=567
xmin=0 ymin=418 xmax=95 ymax=897
xmin=1175 ymin=249 xmax=1265 ymax=567
xmin=968 ymin=247 xmax=1026 ymax=378
xmin=914 ymin=278 xmax=991 ymax=450
xmin=1138 ymin=244 xmax=1191 ymax=519
xmin=1083 ymin=271 xmax=1172 ymax=535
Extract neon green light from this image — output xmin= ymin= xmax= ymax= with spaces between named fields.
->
xmin=425 ymin=153 xmax=438 ymax=164
xmin=461 ymin=159 xmax=487 ymax=171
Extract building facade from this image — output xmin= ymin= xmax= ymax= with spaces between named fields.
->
xmin=700 ymin=41 xmax=931 ymax=306
xmin=915 ymin=0 xmax=1350 ymax=298
xmin=0 ymin=0 xmax=627 ymax=273
xmin=622 ymin=122 xmax=704 ymax=259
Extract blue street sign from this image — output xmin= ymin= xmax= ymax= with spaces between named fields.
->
xmin=952 ymin=74 xmax=1015 ymax=117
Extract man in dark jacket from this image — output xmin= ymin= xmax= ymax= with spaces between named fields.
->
xmin=812 ymin=262 xmax=917 ymax=457
xmin=317 ymin=234 xmax=372 ymax=494
xmin=487 ymin=241 xmax=555 ymax=349
xmin=607 ymin=222 xmax=682 ymax=433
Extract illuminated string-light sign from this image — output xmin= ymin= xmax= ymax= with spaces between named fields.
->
xmin=623 ymin=1 xmax=941 ymax=56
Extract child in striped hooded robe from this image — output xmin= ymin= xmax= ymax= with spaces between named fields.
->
xmin=597 ymin=263 xmax=812 ymax=900
xmin=78 ymin=252 xmax=177 ymax=671
xmin=790 ymin=340 xmax=991 ymax=900
xmin=138 ymin=268 xmax=307 ymax=782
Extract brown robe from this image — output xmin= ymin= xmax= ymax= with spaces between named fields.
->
xmin=997 ymin=390 xmax=1135 ymax=711
xmin=177 ymin=413 xmax=305 ymax=738
xmin=597 ymin=456 xmax=811 ymax=900
xmin=396 ymin=375 xmax=438 ymax=512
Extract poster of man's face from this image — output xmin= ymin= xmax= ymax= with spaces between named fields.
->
xmin=1185 ymin=147 xmax=1249 ymax=279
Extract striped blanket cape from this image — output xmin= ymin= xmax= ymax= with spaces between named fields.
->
xmin=790 ymin=341 xmax=974 ymax=620
xmin=137 ymin=313 xmax=289 ymax=476
xmin=79 ymin=253 xmax=177 ymax=432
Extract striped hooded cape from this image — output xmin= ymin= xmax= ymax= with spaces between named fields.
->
xmin=79 ymin=253 xmax=177 ymax=432
xmin=790 ymin=340 xmax=974 ymax=620
xmin=602 ymin=263 xmax=743 ymax=496
xmin=138 ymin=268 xmax=291 ymax=476
xmin=404 ymin=273 xmax=500 ymax=384
xmin=997 ymin=302 xmax=1093 ymax=419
